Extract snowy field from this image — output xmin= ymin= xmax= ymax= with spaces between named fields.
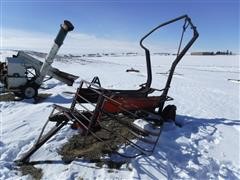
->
xmin=0 ymin=51 xmax=239 ymax=179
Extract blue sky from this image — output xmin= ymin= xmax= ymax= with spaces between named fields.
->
xmin=1 ymin=0 xmax=239 ymax=53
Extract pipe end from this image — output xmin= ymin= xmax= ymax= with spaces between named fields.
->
xmin=62 ymin=20 xmax=74 ymax=32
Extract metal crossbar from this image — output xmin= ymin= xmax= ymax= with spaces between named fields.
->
xmin=65 ymin=80 xmax=164 ymax=158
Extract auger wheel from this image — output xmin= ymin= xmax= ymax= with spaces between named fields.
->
xmin=21 ymin=83 xmax=39 ymax=99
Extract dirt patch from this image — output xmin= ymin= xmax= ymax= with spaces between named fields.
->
xmin=19 ymin=164 xmax=43 ymax=180
xmin=0 ymin=93 xmax=16 ymax=101
xmin=59 ymin=115 xmax=136 ymax=169
xmin=0 ymin=92 xmax=52 ymax=102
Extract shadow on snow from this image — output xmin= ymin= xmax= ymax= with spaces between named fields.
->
xmin=15 ymin=115 xmax=240 ymax=179
xmin=132 ymin=115 xmax=240 ymax=180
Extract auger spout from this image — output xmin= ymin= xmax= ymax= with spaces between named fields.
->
xmin=35 ymin=20 xmax=74 ymax=86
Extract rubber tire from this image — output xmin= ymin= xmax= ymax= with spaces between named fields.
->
xmin=161 ymin=105 xmax=177 ymax=121
xmin=21 ymin=84 xmax=38 ymax=99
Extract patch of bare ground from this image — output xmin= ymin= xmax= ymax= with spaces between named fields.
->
xmin=0 ymin=92 xmax=51 ymax=102
xmin=19 ymin=164 xmax=43 ymax=180
xmin=59 ymin=115 xmax=135 ymax=169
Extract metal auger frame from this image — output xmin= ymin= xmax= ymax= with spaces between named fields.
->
xmin=0 ymin=20 xmax=77 ymax=99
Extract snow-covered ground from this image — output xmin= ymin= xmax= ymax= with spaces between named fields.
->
xmin=0 ymin=51 xmax=239 ymax=179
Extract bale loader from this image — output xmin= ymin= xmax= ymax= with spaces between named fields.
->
xmin=17 ymin=15 xmax=199 ymax=163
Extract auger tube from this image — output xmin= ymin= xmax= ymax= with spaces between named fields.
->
xmin=35 ymin=20 xmax=74 ymax=86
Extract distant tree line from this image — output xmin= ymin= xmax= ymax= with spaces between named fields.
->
xmin=191 ymin=50 xmax=233 ymax=55
xmin=215 ymin=50 xmax=232 ymax=55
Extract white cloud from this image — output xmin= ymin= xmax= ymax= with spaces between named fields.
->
xmin=2 ymin=29 xmax=52 ymax=52
xmin=1 ymin=28 xmax=143 ymax=54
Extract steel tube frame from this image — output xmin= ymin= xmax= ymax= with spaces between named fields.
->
xmin=140 ymin=15 xmax=199 ymax=112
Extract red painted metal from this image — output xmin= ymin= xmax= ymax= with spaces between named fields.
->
xmin=102 ymin=96 xmax=161 ymax=113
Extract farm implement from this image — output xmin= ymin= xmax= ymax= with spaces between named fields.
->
xmin=17 ymin=15 xmax=199 ymax=163
xmin=0 ymin=20 xmax=78 ymax=99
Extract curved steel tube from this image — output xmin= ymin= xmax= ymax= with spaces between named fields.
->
xmin=139 ymin=15 xmax=199 ymax=98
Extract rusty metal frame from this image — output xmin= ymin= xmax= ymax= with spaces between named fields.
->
xmin=17 ymin=15 xmax=199 ymax=163
xmin=78 ymin=15 xmax=199 ymax=110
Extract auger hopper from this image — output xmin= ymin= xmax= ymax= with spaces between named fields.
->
xmin=17 ymin=15 xmax=199 ymax=164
